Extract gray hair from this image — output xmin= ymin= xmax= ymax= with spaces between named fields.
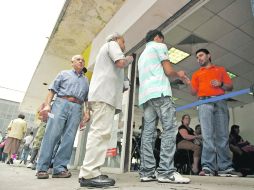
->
xmin=106 ymin=32 xmax=123 ymax=42
xmin=71 ymin=55 xmax=83 ymax=62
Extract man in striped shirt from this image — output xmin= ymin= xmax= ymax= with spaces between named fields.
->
xmin=138 ymin=29 xmax=190 ymax=184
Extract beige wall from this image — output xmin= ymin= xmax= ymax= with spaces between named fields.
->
xmin=229 ymin=102 xmax=254 ymax=144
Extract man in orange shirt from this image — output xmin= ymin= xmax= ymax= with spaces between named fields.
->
xmin=187 ymin=49 xmax=241 ymax=177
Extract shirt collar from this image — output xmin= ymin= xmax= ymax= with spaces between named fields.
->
xmin=72 ymin=69 xmax=83 ymax=77
xmin=200 ymin=64 xmax=216 ymax=71
xmin=146 ymin=41 xmax=156 ymax=47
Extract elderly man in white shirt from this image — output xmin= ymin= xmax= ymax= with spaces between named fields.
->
xmin=79 ymin=33 xmax=133 ymax=188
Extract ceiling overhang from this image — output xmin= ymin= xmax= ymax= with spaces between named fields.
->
xmin=20 ymin=0 xmax=195 ymax=113
xmin=20 ymin=0 xmax=126 ymax=113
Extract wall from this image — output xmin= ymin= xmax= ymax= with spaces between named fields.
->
xmin=0 ymin=99 xmax=36 ymax=133
xmin=230 ymin=102 xmax=254 ymax=144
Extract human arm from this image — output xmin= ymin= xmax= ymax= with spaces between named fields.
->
xmin=23 ymin=123 xmax=27 ymax=138
xmin=185 ymin=73 xmax=198 ymax=96
xmin=237 ymin=140 xmax=250 ymax=147
xmin=39 ymin=90 xmax=55 ymax=118
xmin=229 ymin=144 xmax=243 ymax=155
xmin=210 ymin=80 xmax=233 ymax=91
xmin=161 ymin=60 xmax=178 ymax=77
xmin=179 ymin=128 xmax=201 ymax=141
xmin=115 ymin=56 xmax=134 ymax=68
xmin=157 ymin=43 xmax=189 ymax=82
xmin=7 ymin=120 xmax=13 ymax=131
xmin=108 ymin=41 xmax=134 ymax=68
xmin=211 ymin=67 xmax=233 ymax=91
xmin=82 ymin=101 xmax=90 ymax=123
xmin=41 ymin=71 xmax=62 ymax=113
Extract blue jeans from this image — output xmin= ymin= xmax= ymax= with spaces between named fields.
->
xmin=198 ymin=100 xmax=233 ymax=172
xmin=36 ymin=97 xmax=82 ymax=174
xmin=21 ymin=146 xmax=30 ymax=163
xmin=139 ymin=96 xmax=177 ymax=177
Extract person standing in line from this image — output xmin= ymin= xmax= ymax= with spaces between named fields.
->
xmin=0 ymin=132 xmax=7 ymax=162
xmin=20 ymin=131 xmax=34 ymax=165
xmin=27 ymin=103 xmax=48 ymax=169
xmin=138 ymin=29 xmax=190 ymax=184
xmin=79 ymin=33 xmax=133 ymax=188
xmin=186 ymin=48 xmax=241 ymax=177
xmin=36 ymin=55 xmax=90 ymax=179
xmin=0 ymin=130 xmax=3 ymax=142
xmin=26 ymin=122 xmax=46 ymax=169
xmin=4 ymin=114 xmax=27 ymax=164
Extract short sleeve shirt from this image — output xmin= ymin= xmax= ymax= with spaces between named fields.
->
xmin=24 ymin=135 xmax=33 ymax=146
xmin=49 ymin=70 xmax=89 ymax=102
xmin=191 ymin=65 xmax=232 ymax=97
xmin=88 ymin=41 xmax=125 ymax=111
xmin=138 ymin=41 xmax=172 ymax=105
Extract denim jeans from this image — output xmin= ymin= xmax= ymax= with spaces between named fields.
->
xmin=21 ymin=147 xmax=30 ymax=163
xmin=139 ymin=96 xmax=177 ymax=177
xmin=36 ymin=97 xmax=82 ymax=174
xmin=198 ymin=100 xmax=232 ymax=172
xmin=29 ymin=148 xmax=39 ymax=164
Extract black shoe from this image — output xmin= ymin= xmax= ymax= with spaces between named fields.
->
xmin=79 ymin=175 xmax=115 ymax=188
xmin=78 ymin=175 xmax=109 ymax=183
xmin=7 ymin=158 xmax=13 ymax=165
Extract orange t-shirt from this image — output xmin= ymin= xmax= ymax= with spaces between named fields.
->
xmin=191 ymin=65 xmax=232 ymax=97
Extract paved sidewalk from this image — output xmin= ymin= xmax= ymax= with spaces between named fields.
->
xmin=0 ymin=162 xmax=254 ymax=190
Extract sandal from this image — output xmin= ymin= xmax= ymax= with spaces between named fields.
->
xmin=37 ymin=171 xmax=49 ymax=179
xmin=52 ymin=170 xmax=72 ymax=178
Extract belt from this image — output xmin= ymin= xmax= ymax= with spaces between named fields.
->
xmin=198 ymin=96 xmax=217 ymax=100
xmin=58 ymin=96 xmax=83 ymax=105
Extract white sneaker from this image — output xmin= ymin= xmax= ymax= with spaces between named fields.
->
xmin=158 ymin=172 xmax=190 ymax=184
xmin=218 ymin=169 xmax=242 ymax=177
xmin=27 ymin=163 xmax=34 ymax=168
xmin=140 ymin=175 xmax=157 ymax=182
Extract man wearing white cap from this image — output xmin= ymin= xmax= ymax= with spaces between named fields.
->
xmin=79 ymin=33 xmax=133 ymax=188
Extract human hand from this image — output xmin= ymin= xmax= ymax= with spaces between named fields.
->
xmin=126 ymin=55 xmax=134 ymax=64
xmin=183 ymin=76 xmax=191 ymax=85
xmin=38 ymin=104 xmax=51 ymax=122
xmin=83 ymin=110 xmax=90 ymax=123
xmin=177 ymin=70 xmax=186 ymax=78
xmin=196 ymin=135 xmax=202 ymax=139
xmin=177 ymin=71 xmax=190 ymax=84
xmin=80 ymin=111 xmax=90 ymax=131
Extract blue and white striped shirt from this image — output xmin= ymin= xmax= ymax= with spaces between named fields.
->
xmin=138 ymin=41 xmax=172 ymax=106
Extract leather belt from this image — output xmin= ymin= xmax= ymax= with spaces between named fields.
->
xmin=58 ymin=96 xmax=83 ymax=105
xmin=198 ymin=96 xmax=217 ymax=100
